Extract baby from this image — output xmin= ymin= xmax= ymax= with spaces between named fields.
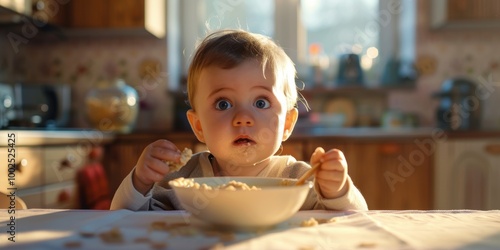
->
xmin=111 ymin=29 xmax=368 ymax=211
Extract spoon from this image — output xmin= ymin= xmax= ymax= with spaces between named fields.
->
xmin=296 ymin=162 xmax=321 ymax=186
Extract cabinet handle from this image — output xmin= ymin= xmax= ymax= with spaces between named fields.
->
xmin=59 ymin=158 xmax=73 ymax=170
xmin=484 ymin=144 xmax=500 ymax=155
xmin=15 ymin=159 xmax=28 ymax=173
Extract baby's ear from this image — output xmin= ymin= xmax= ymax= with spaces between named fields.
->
xmin=282 ymin=108 xmax=298 ymax=141
xmin=186 ymin=109 xmax=205 ymax=143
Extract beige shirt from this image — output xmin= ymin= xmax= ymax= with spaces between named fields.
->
xmin=110 ymin=152 xmax=368 ymax=211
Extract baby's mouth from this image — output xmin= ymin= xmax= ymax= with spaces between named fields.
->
xmin=233 ymin=137 xmax=255 ymax=146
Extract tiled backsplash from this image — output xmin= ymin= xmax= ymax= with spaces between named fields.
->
xmin=0 ymin=36 xmax=173 ymax=131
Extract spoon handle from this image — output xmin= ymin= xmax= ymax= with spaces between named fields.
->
xmin=296 ymin=162 xmax=321 ymax=186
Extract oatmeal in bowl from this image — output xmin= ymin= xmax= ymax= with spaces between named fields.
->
xmin=168 ymin=177 xmax=313 ymax=230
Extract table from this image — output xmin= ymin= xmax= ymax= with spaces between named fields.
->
xmin=1 ymin=209 xmax=499 ymax=249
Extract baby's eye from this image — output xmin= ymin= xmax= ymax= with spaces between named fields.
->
xmin=255 ymin=98 xmax=270 ymax=109
xmin=215 ymin=99 xmax=232 ymax=110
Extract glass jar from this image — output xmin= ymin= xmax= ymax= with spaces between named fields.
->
xmin=85 ymin=79 xmax=139 ymax=133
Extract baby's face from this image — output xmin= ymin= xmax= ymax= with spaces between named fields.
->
xmin=189 ymin=59 xmax=294 ymax=172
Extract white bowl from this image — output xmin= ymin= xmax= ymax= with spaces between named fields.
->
xmin=169 ymin=177 xmax=313 ymax=230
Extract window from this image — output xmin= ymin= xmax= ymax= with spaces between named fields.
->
xmin=168 ymin=0 xmax=415 ymax=90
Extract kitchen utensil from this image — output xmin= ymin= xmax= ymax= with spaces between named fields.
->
xmin=169 ymin=177 xmax=313 ymax=230
xmin=296 ymin=162 xmax=321 ymax=186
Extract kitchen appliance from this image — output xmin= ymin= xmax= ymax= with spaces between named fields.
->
xmin=0 ymin=83 xmax=15 ymax=128
xmin=336 ymin=53 xmax=363 ymax=86
xmin=434 ymin=77 xmax=481 ymax=130
xmin=1 ymin=82 xmax=71 ymax=129
xmin=380 ymin=58 xmax=418 ymax=87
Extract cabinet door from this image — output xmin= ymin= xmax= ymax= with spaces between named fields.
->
xmin=44 ymin=146 xmax=85 ymax=185
xmin=447 ymin=0 xmax=500 ymax=21
xmin=372 ymin=142 xmax=433 ymax=210
xmin=306 ymin=139 xmax=433 ymax=210
xmin=68 ymin=0 xmax=145 ymax=28
xmin=281 ymin=139 xmax=305 ymax=161
xmin=108 ymin=0 xmax=145 ymax=28
xmin=104 ymin=140 xmax=152 ymax=194
xmin=435 ymin=139 xmax=500 ymax=210
xmin=0 ymin=147 xmax=44 ymax=192
xmin=69 ymin=0 xmax=108 ymax=28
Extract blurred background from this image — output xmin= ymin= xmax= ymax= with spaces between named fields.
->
xmin=0 ymin=0 xmax=499 ymax=211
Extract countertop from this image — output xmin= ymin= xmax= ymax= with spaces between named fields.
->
xmin=0 ymin=129 xmax=115 ymax=146
xmin=2 ymin=127 xmax=500 ymax=146
xmin=1 ymin=209 xmax=499 ymax=249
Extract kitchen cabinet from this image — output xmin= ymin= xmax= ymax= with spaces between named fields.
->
xmin=68 ymin=0 xmax=144 ymax=28
xmin=431 ymin=0 xmax=500 ymax=28
xmin=57 ymin=0 xmax=165 ymax=37
xmin=104 ymin=132 xmax=434 ymax=210
xmin=435 ymin=138 xmax=500 ymax=210
xmin=0 ymin=145 xmax=86 ymax=209
xmin=279 ymin=138 xmax=305 ymax=161
xmin=446 ymin=0 xmax=500 ymax=22
xmin=298 ymin=138 xmax=434 ymax=210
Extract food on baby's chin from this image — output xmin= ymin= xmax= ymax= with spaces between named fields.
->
xmin=170 ymin=177 xmax=261 ymax=190
xmin=165 ymin=148 xmax=193 ymax=172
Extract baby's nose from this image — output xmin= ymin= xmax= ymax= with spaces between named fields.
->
xmin=233 ymin=110 xmax=254 ymax=127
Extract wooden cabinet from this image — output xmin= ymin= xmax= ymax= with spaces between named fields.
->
xmin=68 ymin=0 xmax=145 ymax=28
xmin=46 ymin=0 xmax=166 ymax=37
xmin=431 ymin=0 xmax=500 ymax=28
xmin=104 ymin=133 xmax=434 ymax=210
xmin=295 ymin=138 xmax=434 ymax=210
xmin=447 ymin=0 xmax=500 ymax=21
xmin=279 ymin=138 xmax=305 ymax=161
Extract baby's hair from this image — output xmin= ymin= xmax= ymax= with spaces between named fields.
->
xmin=186 ymin=29 xmax=309 ymax=111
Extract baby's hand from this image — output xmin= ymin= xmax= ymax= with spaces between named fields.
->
xmin=310 ymin=147 xmax=349 ymax=199
xmin=133 ymin=139 xmax=181 ymax=195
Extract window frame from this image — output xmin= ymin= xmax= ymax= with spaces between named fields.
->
xmin=167 ymin=0 xmax=414 ymax=90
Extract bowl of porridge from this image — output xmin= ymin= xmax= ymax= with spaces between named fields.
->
xmin=168 ymin=177 xmax=313 ymax=230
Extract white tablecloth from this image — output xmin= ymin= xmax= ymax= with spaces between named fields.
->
xmin=1 ymin=209 xmax=499 ymax=249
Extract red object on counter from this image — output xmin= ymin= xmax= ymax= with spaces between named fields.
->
xmin=77 ymin=147 xmax=111 ymax=210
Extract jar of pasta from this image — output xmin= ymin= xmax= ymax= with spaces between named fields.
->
xmin=85 ymin=79 xmax=139 ymax=133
